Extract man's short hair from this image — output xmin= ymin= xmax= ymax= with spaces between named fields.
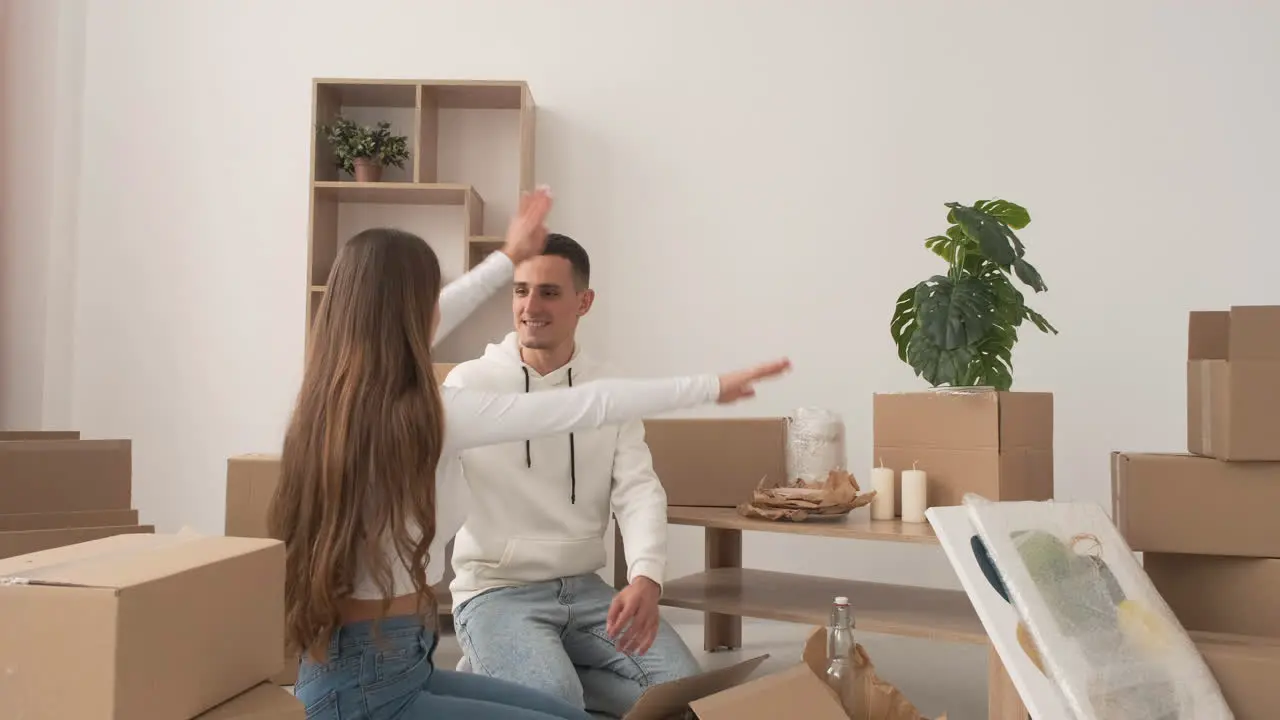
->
xmin=542 ymin=233 xmax=590 ymax=291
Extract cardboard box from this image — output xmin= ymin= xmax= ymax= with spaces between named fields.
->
xmin=0 ymin=508 xmax=139 ymax=531
xmin=226 ymin=454 xmax=283 ymax=539
xmin=0 ymin=429 xmax=80 ymax=440
xmin=226 ymin=454 xmax=298 ymax=686
xmin=622 ymin=654 xmax=773 ymax=719
xmin=1111 ymin=452 xmax=1280 ymax=557
xmin=194 ymin=682 xmax=303 ymax=720
xmin=1187 ymin=306 xmax=1280 ymax=460
xmin=684 ymin=628 xmax=941 ymax=719
xmin=1194 ymin=631 xmax=1280 ymax=720
xmin=0 ymin=438 xmax=131 ymax=514
xmin=1147 ymin=553 xmax=1280 ymax=638
xmin=874 ymin=389 xmax=1053 ymax=512
xmin=0 ymin=523 xmax=154 ymax=560
xmin=0 ymin=532 xmax=285 ymax=720
xmin=643 ymin=418 xmax=789 ymax=507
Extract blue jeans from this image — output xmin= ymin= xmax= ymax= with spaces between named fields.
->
xmin=455 ymin=574 xmax=702 ymax=718
xmin=294 ymin=614 xmax=592 ymax=720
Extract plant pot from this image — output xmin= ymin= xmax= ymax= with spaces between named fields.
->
xmin=352 ymin=158 xmax=383 ymax=183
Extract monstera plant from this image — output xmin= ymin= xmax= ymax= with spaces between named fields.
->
xmin=890 ymin=199 xmax=1057 ymax=391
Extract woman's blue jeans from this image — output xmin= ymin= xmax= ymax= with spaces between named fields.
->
xmin=293 ymin=614 xmax=593 ymax=720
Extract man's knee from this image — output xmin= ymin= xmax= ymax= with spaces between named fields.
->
xmin=457 ymin=595 xmax=585 ymax=708
xmin=642 ymin=621 xmax=703 ymax=683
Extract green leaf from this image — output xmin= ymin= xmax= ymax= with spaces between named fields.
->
xmin=924 ymin=235 xmax=954 ymax=262
xmin=915 ymin=275 xmax=996 ymax=350
xmin=1013 ymin=258 xmax=1047 ymax=293
xmin=986 ymin=269 xmax=1026 ymax=329
xmin=967 ymin=325 xmax=1016 ymax=390
xmin=907 ymin=330 xmax=975 ymax=387
xmin=1024 ymin=306 xmax=1059 ymax=335
xmin=949 ymin=205 xmax=1022 ymax=266
xmin=889 ymin=287 xmax=917 ymax=362
xmin=979 ymin=199 xmax=1031 ymax=230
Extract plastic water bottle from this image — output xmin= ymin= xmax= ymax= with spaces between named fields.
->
xmin=825 ymin=595 xmax=857 ymax=706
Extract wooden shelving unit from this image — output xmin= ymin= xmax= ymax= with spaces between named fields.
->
xmin=304 ymin=78 xmax=536 ymax=372
xmin=303 ymin=78 xmax=536 ymax=616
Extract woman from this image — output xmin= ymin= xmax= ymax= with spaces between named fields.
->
xmin=270 ymin=189 xmax=790 ymax=719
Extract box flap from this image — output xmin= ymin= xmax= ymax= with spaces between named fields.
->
xmin=689 ymin=664 xmax=849 ymax=720
xmin=194 ymin=682 xmax=304 ymax=720
xmin=622 ymin=654 xmax=769 ymax=720
xmin=1226 ymin=305 xmax=1280 ymax=360
xmin=0 ymin=532 xmax=279 ymax=589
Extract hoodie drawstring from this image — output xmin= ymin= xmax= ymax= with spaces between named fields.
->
xmin=522 ymin=365 xmax=577 ymax=504
xmin=568 ymin=368 xmax=577 ymax=504
xmin=523 ymin=367 xmax=532 ymax=468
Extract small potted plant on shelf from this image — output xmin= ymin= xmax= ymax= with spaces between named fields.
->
xmin=320 ymin=116 xmax=411 ymax=183
xmin=889 ymin=199 xmax=1058 ymax=390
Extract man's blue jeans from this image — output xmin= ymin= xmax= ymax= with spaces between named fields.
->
xmin=455 ymin=573 xmax=703 ymax=718
xmin=294 ymin=614 xmax=591 ymax=720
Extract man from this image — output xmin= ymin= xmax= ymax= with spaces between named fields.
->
xmin=445 ymin=234 xmax=702 ymax=718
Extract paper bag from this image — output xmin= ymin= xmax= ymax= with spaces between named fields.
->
xmin=802 ymin=629 xmax=945 ymax=720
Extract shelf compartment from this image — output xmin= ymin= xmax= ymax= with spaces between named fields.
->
xmin=415 ymin=81 xmax=534 ymax=189
xmin=659 ymin=568 xmax=985 ymax=645
xmin=467 ymin=236 xmax=504 ymax=270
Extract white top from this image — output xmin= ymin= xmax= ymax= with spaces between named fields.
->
xmin=444 ymin=332 xmax=672 ymax=609
xmin=349 ymin=252 xmax=721 ymax=599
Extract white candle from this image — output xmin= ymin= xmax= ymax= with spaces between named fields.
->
xmin=870 ymin=465 xmax=895 ymax=520
xmin=901 ymin=466 xmax=928 ymax=523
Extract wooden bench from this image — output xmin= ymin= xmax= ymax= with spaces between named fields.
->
xmin=613 ymin=506 xmax=1027 ymax=720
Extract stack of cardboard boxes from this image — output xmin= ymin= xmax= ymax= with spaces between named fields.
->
xmin=0 ymin=430 xmax=154 ymax=559
xmin=0 ymin=531 xmax=302 ymax=718
xmin=1112 ymin=305 xmax=1280 ymax=718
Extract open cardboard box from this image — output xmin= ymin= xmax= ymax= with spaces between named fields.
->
xmin=625 ymin=629 xmax=939 ymax=720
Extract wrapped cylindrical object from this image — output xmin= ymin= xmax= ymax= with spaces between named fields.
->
xmin=786 ymin=407 xmax=847 ymax=484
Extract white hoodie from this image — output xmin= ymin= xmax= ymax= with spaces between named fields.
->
xmin=445 ymin=333 xmax=669 ymax=609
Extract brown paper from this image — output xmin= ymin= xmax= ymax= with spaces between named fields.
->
xmin=736 ymin=469 xmax=875 ymax=522
xmin=846 ymin=644 xmax=945 ymax=720
xmin=801 ymin=628 xmax=944 ymax=720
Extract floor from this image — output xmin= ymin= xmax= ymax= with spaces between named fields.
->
xmin=427 ymin=607 xmax=988 ymax=720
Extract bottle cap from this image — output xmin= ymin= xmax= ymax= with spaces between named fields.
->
xmin=835 ymin=596 xmax=849 ymax=605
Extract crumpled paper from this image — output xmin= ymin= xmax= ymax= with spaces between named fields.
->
xmin=801 ymin=629 xmax=945 ymax=720
xmin=736 ymin=469 xmax=876 ymax=522
xmin=847 ymin=644 xmax=946 ymax=720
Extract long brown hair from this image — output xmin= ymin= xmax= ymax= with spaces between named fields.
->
xmin=269 ymin=228 xmax=445 ymax=658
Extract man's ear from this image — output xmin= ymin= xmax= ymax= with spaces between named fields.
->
xmin=578 ymin=289 xmax=596 ymax=316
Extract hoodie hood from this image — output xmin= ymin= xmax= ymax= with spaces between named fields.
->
xmin=479 ymin=332 xmax=597 ymax=382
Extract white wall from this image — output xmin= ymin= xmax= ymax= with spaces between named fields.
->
xmin=0 ymin=0 xmax=85 ymax=430
xmin=5 ymin=0 xmax=1279 ymax=589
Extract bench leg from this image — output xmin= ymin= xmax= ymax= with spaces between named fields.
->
xmin=988 ymin=644 xmax=1029 ymax=719
xmin=705 ymin=527 xmax=742 ymax=652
